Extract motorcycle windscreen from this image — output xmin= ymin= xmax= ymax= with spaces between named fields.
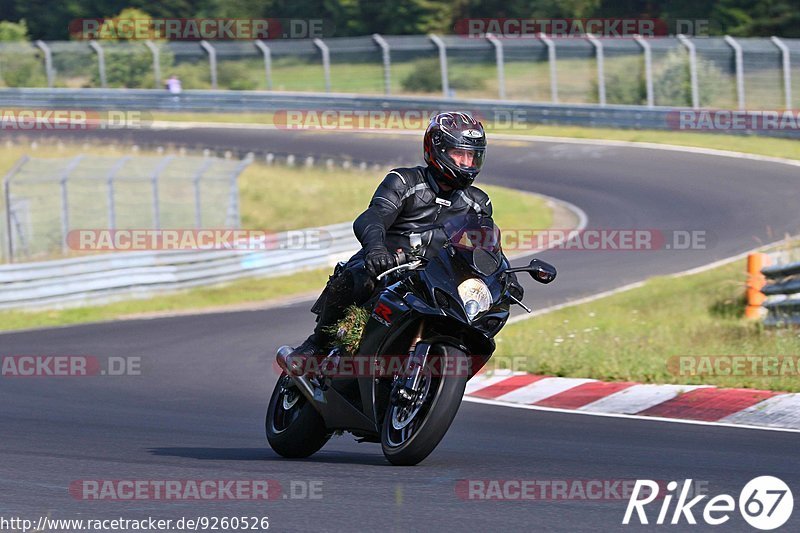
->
xmin=444 ymin=213 xmax=502 ymax=276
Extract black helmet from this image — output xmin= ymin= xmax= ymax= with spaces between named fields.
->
xmin=423 ymin=112 xmax=486 ymax=189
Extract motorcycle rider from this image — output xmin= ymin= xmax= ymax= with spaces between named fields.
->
xmin=288 ymin=111 xmax=521 ymax=359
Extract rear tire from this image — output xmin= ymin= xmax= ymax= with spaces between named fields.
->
xmin=381 ymin=346 xmax=467 ymax=466
xmin=266 ymin=374 xmax=330 ymax=458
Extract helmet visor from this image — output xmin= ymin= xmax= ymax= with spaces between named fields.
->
xmin=443 ymin=146 xmax=485 ymax=174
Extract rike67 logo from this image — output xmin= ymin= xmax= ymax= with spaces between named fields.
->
xmin=623 ymin=476 xmax=793 ymax=530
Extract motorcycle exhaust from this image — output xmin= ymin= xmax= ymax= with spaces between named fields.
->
xmin=275 ymin=345 xmax=319 ymax=405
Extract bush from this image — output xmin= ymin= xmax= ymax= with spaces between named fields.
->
xmin=591 ymin=51 xmax=728 ymax=107
xmin=0 ymin=20 xmax=29 ymax=41
xmin=653 ymin=50 xmax=726 ymax=107
xmin=86 ymin=8 xmax=177 ymax=89
xmin=0 ymin=20 xmax=47 ymax=88
xmin=596 ymin=55 xmax=647 ymax=105
xmin=218 ymin=60 xmax=261 ymax=90
xmin=91 ymin=45 xmax=174 ymax=89
xmin=0 ymin=48 xmax=47 ymax=87
xmin=401 ymin=57 xmax=485 ymax=94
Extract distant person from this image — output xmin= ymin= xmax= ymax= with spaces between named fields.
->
xmin=165 ymin=74 xmax=182 ymax=95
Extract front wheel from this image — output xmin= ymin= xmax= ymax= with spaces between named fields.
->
xmin=266 ymin=374 xmax=330 ymax=458
xmin=381 ymin=346 xmax=467 ymax=466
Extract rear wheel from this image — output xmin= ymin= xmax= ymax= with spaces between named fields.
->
xmin=266 ymin=374 xmax=330 ymax=458
xmin=381 ymin=346 xmax=467 ymax=466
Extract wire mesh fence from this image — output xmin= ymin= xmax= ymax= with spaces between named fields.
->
xmin=0 ymin=154 xmax=251 ymax=263
xmin=2 ymin=35 xmax=797 ymax=109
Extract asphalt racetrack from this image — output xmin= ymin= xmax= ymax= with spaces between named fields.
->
xmin=1 ymin=127 xmax=799 ymax=531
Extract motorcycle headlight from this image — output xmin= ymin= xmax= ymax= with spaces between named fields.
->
xmin=457 ymin=278 xmax=492 ymax=320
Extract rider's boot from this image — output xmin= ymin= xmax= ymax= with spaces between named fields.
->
xmin=279 ymin=270 xmax=355 ymax=375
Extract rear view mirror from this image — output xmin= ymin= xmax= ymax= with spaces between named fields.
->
xmin=529 ymin=259 xmax=557 ymax=284
xmin=506 ymin=258 xmax=557 ymax=284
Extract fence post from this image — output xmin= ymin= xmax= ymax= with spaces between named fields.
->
xmin=59 ymin=155 xmax=84 ymax=256
xmin=88 ymin=40 xmax=107 ymax=88
xmin=538 ymin=33 xmax=558 ymax=103
xmin=193 ymin=159 xmax=214 ymax=228
xmin=633 ymin=35 xmax=654 ymax=107
xmin=586 ymin=34 xmax=606 ymax=106
xmin=724 ymin=35 xmax=745 ymax=110
xmin=199 ymin=40 xmax=217 ymax=89
xmin=486 ymin=33 xmax=506 ymax=100
xmin=771 ymin=36 xmax=792 ymax=110
xmin=35 ymin=40 xmax=54 ymax=88
xmin=372 ymin=33 xmax=391 ymax=95
xmin=144 ymin=40 xmax=161 ymax=88
xmin=226 ymin=155 xmax=253 ymax=228
xmin=429 ymin=34 xmax=450 ymax=98
xmin=677 ymin=34 xmax=700 ymax=109
xmin=151 ymin=156 xmax=173 ymax=230
xmin=254 ymin=40 xmax=273 ymax=90
xmin=2 ymin=156 xmax=27 ymax=263
xmin=313 ymin=38 xmax=331 ymax=93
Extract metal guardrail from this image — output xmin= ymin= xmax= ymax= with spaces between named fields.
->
xmin=761 ymin=260 xmax=800 ymax=326
xmin=0 ymin=222 xmax=358 ymax=310
xmin=0 ymin=88 xmax=797 ymax=138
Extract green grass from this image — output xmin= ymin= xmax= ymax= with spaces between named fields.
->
xmin=495 ymin=259 xmax=800 ymax=392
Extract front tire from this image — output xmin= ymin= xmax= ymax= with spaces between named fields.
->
xmin=266 ymin=374 xmax=330 ymax=458
xmin=381 ymin=346 xmax=467 ymax=466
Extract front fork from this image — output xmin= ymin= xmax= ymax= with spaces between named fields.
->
xmin=392 ymin=321 xmax=431 ymax=403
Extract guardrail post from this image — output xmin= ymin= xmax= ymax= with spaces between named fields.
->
xmin=746 ymin=252 xmax=769 ymax=319
xmin=2 ymin=156 xmax=27 ymax=263
xmin=254 ymin=40 xmax=273 ymax=90
xmin=144 ymin=40 xmax=161 ymax=88
xmin=372 ymin=34 xmax=391 ymax=95
xmin=586 ymin=34 xmax=606 ymax=106
xmin=633 ymin=35 xmax=654 ymax=107
xmin=538 ymin=33 xmax=558 ymax=103
xmin=88 ymin=40 xmax=107 ymax=88
xmin=199 ymin=40 xmax=217 ymax=89
xmin=724 ymin=35 xmax=745 ymax=110
xmin=193 ymin=159 xmax=214 ymax=228
xmin=59 ymin=155 xmax=84 ymax=255
xmin=429 ymin=34 xmax=450 ymax=98
xmin=313 ymin=38 xmax=331 ymax=93
xmin=35 ymin=40 xmax=54 ymax=88
xmin=677 ymin=34 xmax=700 ymax=109
xmin=151 ymin=156 xmax=173 ymax=229
xmin=486 ymin=33 xmax=506 ymax=100
xmin=771 ymin=36 xmax=792 ymax=110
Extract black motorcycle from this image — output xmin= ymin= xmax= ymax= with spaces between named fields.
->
xmin=266 ymin=213 xmax=556 ymax=465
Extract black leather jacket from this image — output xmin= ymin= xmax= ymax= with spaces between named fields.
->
xmin=353 ymin=165 xmax=493 ymax=253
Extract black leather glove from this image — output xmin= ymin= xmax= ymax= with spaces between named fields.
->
xmin=507 ymin=272 xmax=524 ymax=301
xmin=365 ymin=245 xmax=394 ymax=276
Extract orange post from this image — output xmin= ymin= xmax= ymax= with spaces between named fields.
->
xmin=745 ymin=253 xmax=769 ymax=319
